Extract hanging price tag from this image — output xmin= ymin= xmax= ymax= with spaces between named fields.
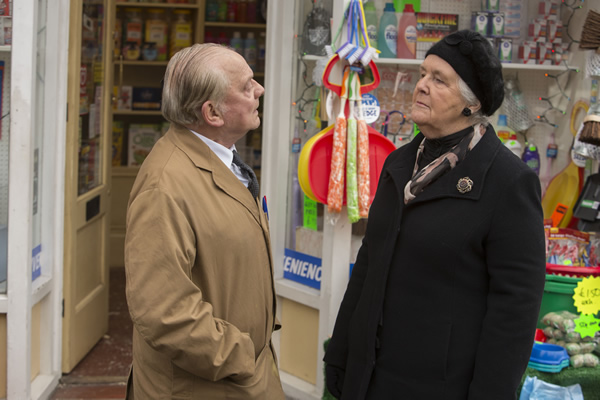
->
xmin=573 ymin=276 xmax=600 ymax=315
xmin=574 ymin=314 xmax=600 ymax=338
xmin=572 ymin=276 xmax=600 ymax=338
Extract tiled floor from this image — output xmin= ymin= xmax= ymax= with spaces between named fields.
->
xmin=50 ymin=267 xmax=132 ymax=400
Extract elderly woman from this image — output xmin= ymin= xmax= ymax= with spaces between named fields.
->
xmin=324 ymin=30 xmax=546 ymax=400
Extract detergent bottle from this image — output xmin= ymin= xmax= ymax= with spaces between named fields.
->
xmin=396 ymin=3 xmax=417 ymax=59
xmin=494 ymin=114 xmax=514 ymax=143
xmin=505 ymin=133 xmax=522 ymax=157
xmin=378 ymin=3 xmax=397 ymax=58
xmin=364 ymin=0 xmax=378 ymax=50
xmin=522 ymin=140 xmax=541 ymax=175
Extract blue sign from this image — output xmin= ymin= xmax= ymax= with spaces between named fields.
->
xmin=361 ymin=93 xmax=380 ymax=124
xmin=283 ymin=248 xmax=356 ymax=290
xmin=32 ymin=244 xmax=41 ymax=281
xmin=284 ymin=248 xmax=322 ymax=289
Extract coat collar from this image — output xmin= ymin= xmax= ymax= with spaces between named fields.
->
xmin=164 ymin=126 xmax=262 ymax=224
xmin=386 ymin=125 xmax=502 ymax=205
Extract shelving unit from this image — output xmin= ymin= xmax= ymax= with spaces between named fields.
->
xmin=108 ymin=0 xmax=268 ymax=267
xmin=268 ymin=1 xmax=591 ymax=399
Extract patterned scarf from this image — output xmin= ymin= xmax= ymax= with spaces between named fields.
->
xmin=404 ymin=124 xmax=486 ymax=204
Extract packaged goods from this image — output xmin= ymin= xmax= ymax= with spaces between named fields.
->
xmin=472 ymin=12 xmax=489 ymax=36
xmin=546 ymin=228 xmax=590 ymax=266
xmin=415 ymin=13 xmax=458 ymax=60
xmin=244 ymin=32 xmax=257 ymax=71
xmin=112 ymin=121 xmax=124 ymax=166
xmin=145 ymin=9 xmax=168 ymax=61
xmin=397 ymin=4 xmax=417 ymax=59
xmin=123 ymin=8 xmax=143 ymax=61
xmin=498 ymin=38 xmax=513 ymax=63
xmin=490 ymin=12 xmax=505 ymax=38
xmin=170 ymin=9 xmax=192 ymax=57
xmin=128 ymin=124 xmax=162 ymax=167
xmin=364 ymin=0 xmax=378 ymax=49
xmin=378 ymin=3 xmax=397 ymax=58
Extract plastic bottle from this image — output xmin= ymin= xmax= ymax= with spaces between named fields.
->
xmin=363 ymin=0 xmax=378 ymax=50
xmin=230 ymin=31 xmax=244 ymax=56
xmin=244 ymin=32 xmax=258 ymax=71
xmin=494 ymin=114 xmax=514 ymax=143
xmin=206 ymin=0 xmax=219 ymax=22
xmin=505 ymin=133 xmax=522 ymax=157
xmin=522 ymin=141 xmax=541 ymax=175
xmin=396 ymin=3 xmax=417 ymax=59
xmin=378 ymin=3 xmax=397 ymax=58
xmin=257 ymin=31 xmax=266 ymax=73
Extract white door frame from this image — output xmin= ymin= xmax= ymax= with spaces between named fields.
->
xmin=7 ymin=0 xmax=69 ymax=398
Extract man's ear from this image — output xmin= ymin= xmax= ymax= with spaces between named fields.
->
xmin=201 ymin=101 xmax=224 ymax=127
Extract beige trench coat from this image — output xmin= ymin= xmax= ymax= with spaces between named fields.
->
xmin=124 ymin=126 xmax=284 ymax=399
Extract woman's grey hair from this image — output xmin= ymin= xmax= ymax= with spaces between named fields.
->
xmin=161 ymin=43 xmax=232 ymax=129
xmin=457 ymin=77 xmax=489 ymax=126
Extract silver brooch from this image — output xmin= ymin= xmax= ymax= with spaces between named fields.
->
xmin=457 ymin=177 xmax=473 ymax=194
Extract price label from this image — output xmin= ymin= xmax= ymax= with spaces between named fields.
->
xmin=573 ymin=276 xmax=600 ymax=316
xmin=574 ymin=314 xmax=600 ymax=338
xmin=361 ymin=93 xmax=380 ymax=124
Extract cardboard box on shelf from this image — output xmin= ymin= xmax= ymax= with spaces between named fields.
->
xmin=132 ymin=87 xmax=161 ymax=111
xmin=127 ymin=124 xmax=161 ymax=167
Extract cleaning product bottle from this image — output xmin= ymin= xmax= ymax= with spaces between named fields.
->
xmin=522 ymin=140 xmax=541 ymax=175
xmin=243 ymin=32 xmax=258 ymax=71
xmin=378 ymin=3 xmax=398 ymax=58
xmin=505 ymin=133 xmax=522 ymax=157
xmin=396 ymin=3 xmax=417 ymax=59
xmin=364 ymin=0 xmax=378 ymax=50
xmin=494 ymin=114 xmax=514 ymax=143
xmin=230 ymin=31 xmax=244 ymax=56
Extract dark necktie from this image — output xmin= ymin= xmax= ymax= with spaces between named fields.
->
xmin=232 ymin=150 xmax=259 ymax=198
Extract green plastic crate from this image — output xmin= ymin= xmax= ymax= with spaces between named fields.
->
xmin=537 ymin=275 xmax=581 ymax=329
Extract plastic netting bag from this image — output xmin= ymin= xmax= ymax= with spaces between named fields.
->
xmin=520 ymin=376 xmax=584 ymax=400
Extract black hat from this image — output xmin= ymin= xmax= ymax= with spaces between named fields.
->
xmin=426 ymin=29 xmax=504 ymax=116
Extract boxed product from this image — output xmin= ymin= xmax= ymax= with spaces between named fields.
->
xmin=472 ymin=12 xmax=489 ymax=36
xmin=415 ymin=13 xmax=459 ymax=60
xmin=489 ymin=12 xmax=505 ymax=38
xmin=538 ymin=0 xmax=559 ymax=17
xmin=112 ymin=121 xmax=124 ymax=166
xmin=537 ymin=41 xmax=553 ymax=65
xmin=498 ymin=38 xmax=513 ymax=63
xmin=546 ymin=19 xmax=563 ymax=43
xmin=519 ymin=41 xmax=537 ymax=64
xmin=546 ymin=228 xmax=591 ymax=267
xmin=115 ymin=85 xmax=132 ymax=110
xmin=127 ymin=124 xmax=161 ymax=167
xmin=528 ymin=18 xmax=547 ymax=41
xmin=132 ymin=87 xmax=161 ymax=111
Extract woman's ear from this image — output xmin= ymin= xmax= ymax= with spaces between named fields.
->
xmin=471 ymin=102 xmax=482 ymax=114
xmin=201 ymin=101 xmax=225 ymax=127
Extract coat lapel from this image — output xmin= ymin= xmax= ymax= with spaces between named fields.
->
xmin=165 ymin=127 xmax=262 ymax=225
xmin=396 ymin=126 xmax=502 ymax=206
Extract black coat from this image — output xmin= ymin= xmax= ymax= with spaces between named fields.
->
xmin=324 ymin=126 xmax=546 ymax=400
